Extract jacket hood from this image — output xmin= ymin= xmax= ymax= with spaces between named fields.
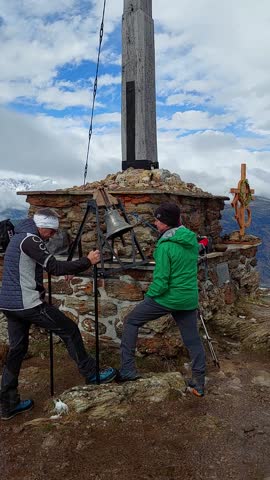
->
xmin=15 ymin=218 xmax=39 ymax=235
xmin=159 ymin=226 xmax=198 ymax=249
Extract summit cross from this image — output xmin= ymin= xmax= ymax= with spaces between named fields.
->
xmin=121 ymin=0 xmax=159 ymax=171
xmin=230 ymin=163 xmax=255 ymax=239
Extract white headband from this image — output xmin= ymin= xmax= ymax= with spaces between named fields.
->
xmin=33 ymin=214 xmax=59 ymax=230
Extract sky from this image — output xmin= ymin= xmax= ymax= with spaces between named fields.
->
xmin=1 ymin=0 xmax=270 ymax=211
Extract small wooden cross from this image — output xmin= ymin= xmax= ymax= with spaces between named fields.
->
xmin=230 ymin=164 xmax=255 ymax=239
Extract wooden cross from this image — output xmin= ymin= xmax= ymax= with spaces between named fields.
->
xmin=230 ymin=163 xmax=255 ymax=239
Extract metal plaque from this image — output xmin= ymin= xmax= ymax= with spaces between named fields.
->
xmin=216 ymin=262 xmax=230 ymax=287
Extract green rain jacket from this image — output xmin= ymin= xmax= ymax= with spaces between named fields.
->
xmin=146 ymin=226 xmax=199 ymax=310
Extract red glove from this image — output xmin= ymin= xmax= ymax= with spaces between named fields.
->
xmin=198 ymin=238 xmax=208 ymax=248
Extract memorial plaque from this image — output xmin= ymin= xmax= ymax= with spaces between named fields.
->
xmin=216 ymin=262 xmax=230 ymax=287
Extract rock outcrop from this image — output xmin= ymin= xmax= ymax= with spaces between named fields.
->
xmin=59 ymin=372 xmax=186 ymax=419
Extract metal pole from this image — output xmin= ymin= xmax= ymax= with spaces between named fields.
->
xmin=199 ymin=310 xmax=220 ymax=369
xmin=93 ymin=265 xmax=100 ymax=384
xmin=48 ymin=273 xmax=54 ymax=396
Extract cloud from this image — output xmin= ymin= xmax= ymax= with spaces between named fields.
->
xmin=0 ymin=189 xmax=28 ymax=214
xmin=94 ymin=112 xmax=121 ymax=124
xmin=18 ymin=0 xmax=77 ymax=17
xmin=0 ymin=0 xmax=270 ymax=205
xmin=158 ymin=111 xmax=235 ymax=131
xmin=165 ymin=92 xmax=208 ymax=107
xmin=0 ymin=0 xmax=120 ymax=97
xmin=97 ymin=74 xmax=121 ymax=88
xmin=0 ymin=107 xmax=121 ymax=187
xmin=1 ymin=106 xmax=269 ymax=202
xmin=154 ymin=0 xmax=270 ymax=133
xmin=157 ymin=129 xmax=270 ymax=197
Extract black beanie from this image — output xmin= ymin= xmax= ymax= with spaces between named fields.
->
xmin=154 ymin=202 xmax=181 ymax=227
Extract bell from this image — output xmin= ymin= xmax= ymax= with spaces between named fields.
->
xmin=105 ymin=208 xmax=133 ymax=240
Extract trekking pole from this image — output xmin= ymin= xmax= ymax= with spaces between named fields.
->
xmin=198 ymin=309 xmax=220 ymax=369
xmin=48 ymin=273 xmax=55 ymax=396
xmin=198 ymin=250 xmax=220 ymax=368
xmin=93 ymin=265 xmax=100 ymax=384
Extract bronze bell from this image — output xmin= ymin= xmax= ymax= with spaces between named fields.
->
xmin=105 ymin=208 xmax=133 ymax=240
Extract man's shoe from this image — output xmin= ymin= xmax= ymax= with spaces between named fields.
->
xmin=86 ymin=367 xmax=117 ymax=385
xmin=116 ymin=370 xmax=142 ymax=383
xmin=185 ymin=378 xmax=205 ymax=397
xmin=1 ymin=399 xmax=34 ymax=421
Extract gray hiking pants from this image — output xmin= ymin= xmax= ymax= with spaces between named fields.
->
xmin=0 ymin=302 xmax=96 ymax=414
xmin=120 ymin=297 xmax=205 ymax=385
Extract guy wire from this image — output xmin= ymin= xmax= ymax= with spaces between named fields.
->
xmin=83 ymin=0 xmax=107 ymax=186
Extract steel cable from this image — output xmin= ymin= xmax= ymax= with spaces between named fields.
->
xmin=83 ymin=0 xmax=107 ymax=186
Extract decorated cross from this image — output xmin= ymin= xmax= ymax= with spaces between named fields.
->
xmin=230 ymin=163 xmax=255 ymax=239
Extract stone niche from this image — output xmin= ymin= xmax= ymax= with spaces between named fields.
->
xmin=0 ymin=168 xmax=260 ymax=357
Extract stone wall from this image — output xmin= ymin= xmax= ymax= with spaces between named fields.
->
xmin=16 ymin=168 xmax=228 ymax=258
xmin=21 ymin=191 xmax=226 ymax=260
xmin=1 ymin=243 xmax=258 ymax=357
xmin=53 ymin=245 xmax=259 ymax=356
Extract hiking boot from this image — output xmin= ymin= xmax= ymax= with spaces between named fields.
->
xmin=185 ymin=378 xmax=205 ymax=397
xmin=86 ymin=367 xmax=117 ymax=385
xmin=116 ymin=370 xmax=142 ymax=383
xmin=1 ymin=399 xmax=34 ymax=421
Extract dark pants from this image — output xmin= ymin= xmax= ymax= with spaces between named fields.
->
xmin=120 ymin=297 xmax=206 ymax=385
xmin=0 ymin=303 xmax=95 ymax=414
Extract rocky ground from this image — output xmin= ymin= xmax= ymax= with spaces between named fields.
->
xmin=0 ymin=347 xmax=270 ymax=479
xmin=0 ymin=295 xmax=270 ymax=480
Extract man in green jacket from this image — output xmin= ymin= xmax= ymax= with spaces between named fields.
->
xmin=118 ymin=202 xmax=206 ymax=397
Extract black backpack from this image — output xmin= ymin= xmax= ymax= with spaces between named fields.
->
xmin=0 ymin=219 xmax=15 ymax=252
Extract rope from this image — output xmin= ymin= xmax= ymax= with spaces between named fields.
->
xmin=83 ymin=0 xmax=107 ymax=186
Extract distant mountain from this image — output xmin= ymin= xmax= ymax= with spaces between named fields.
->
xmin=0 ymin=177 xmax=54 ymax=192
xmin=221 ymin=196 xmax=270 ymax=287
xmin=0 ymin=208 xmax=27 ymax=222
xmin=0 ymin=178 xmax=33 ymax=191
xmin=0 ymin=177 xmax=56 ymax=222
xmin=0 ymin=179 xmax=30 ymax=222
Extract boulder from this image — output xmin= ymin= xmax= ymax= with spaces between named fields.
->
xmin=59 ymin=372 xmax=186 ymax=419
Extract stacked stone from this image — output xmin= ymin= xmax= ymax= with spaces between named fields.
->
xmin=66 ymin=168 xmax=210 ymax=195
xmin=198 ymin=246 xmax=260 ymax=319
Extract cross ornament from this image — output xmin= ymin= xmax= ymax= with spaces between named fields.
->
xmin=230 ymin=163 xmax=255 ymax=239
